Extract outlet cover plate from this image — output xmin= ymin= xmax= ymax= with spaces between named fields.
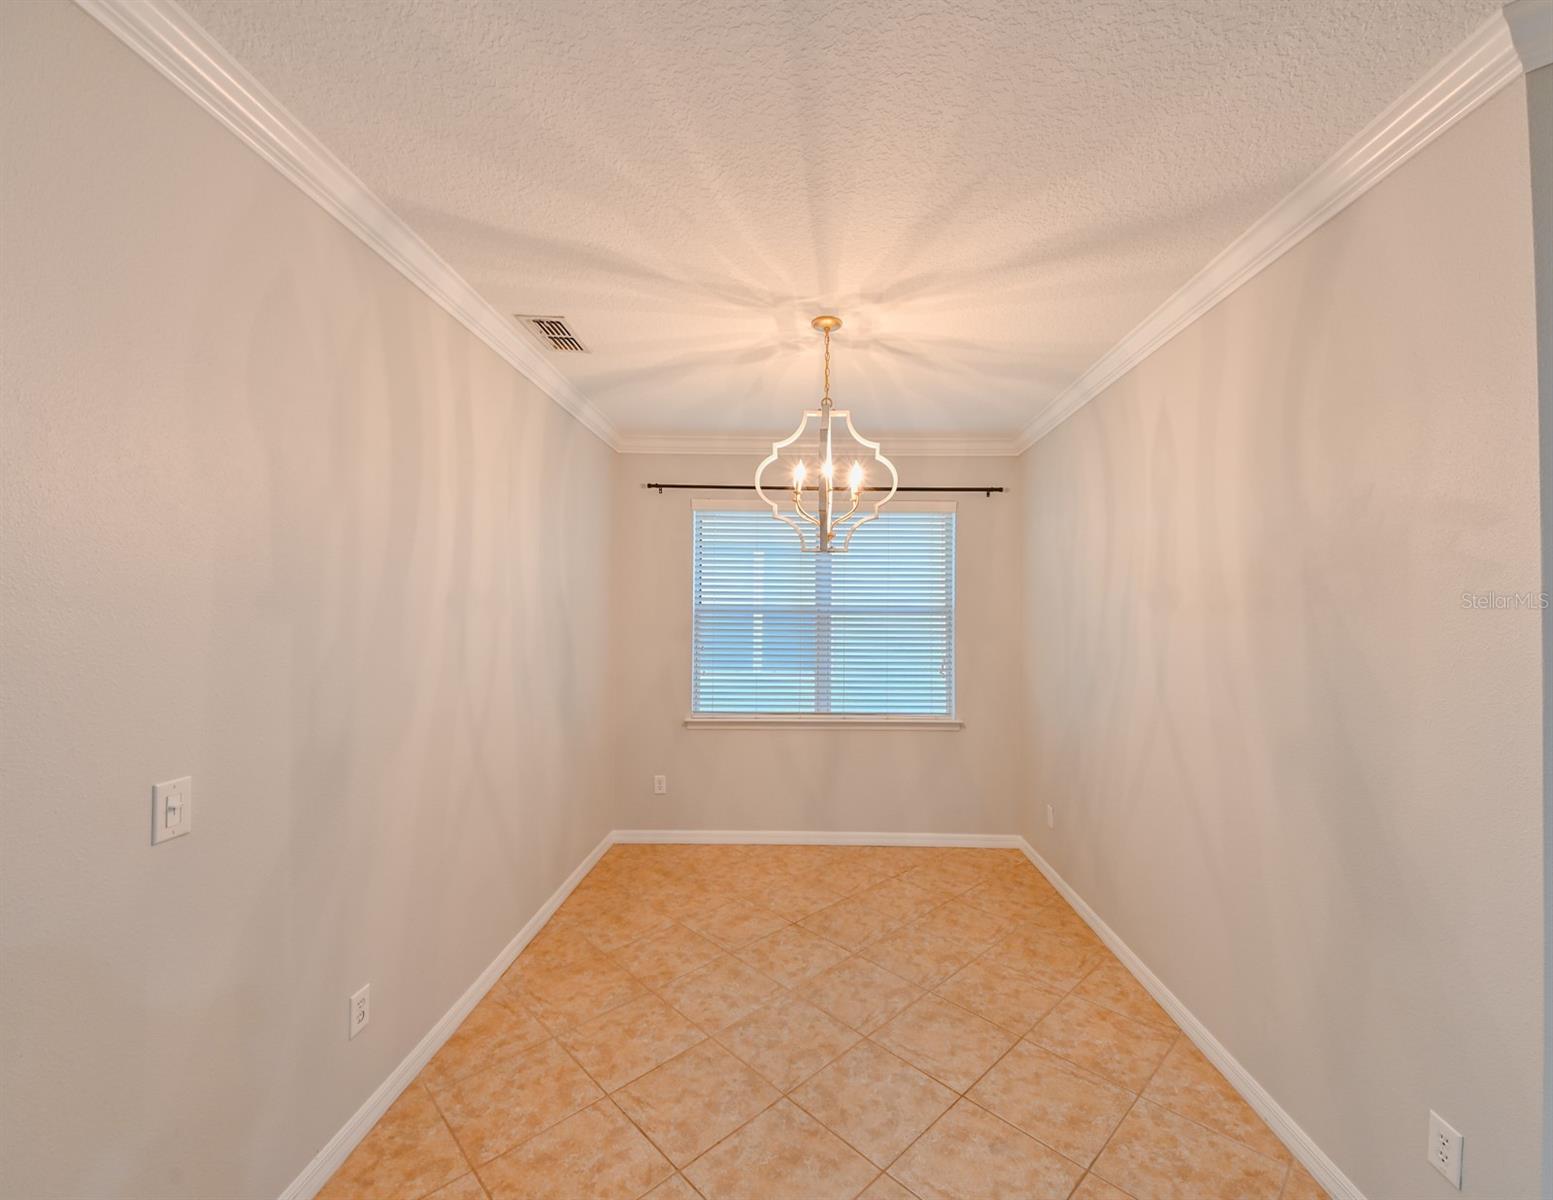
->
xmin=349 ymin=984 xmax=370 ymax=1040
xmin=1428 ymin=1110 xmax=1463 ymax=1189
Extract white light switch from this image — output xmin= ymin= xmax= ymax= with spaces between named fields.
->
xmin=151 ymin=777 xmax=192 ymax=844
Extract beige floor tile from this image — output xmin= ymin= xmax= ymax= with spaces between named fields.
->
xmin=419 ymin=997 xmax=552 ymax=1093
xmin=557 ymin=993 xmax=706 ymax=1092
xmin=515 ymin=952 xmax=649 ymax=1033
xmin=1092 ymin=1100 xmax=1287 ymax=1200
xmin=734 ymin=924 xmax=850 ymax=988
xmin=1072 ymin=1173 xmax=1136 ymax=1200
xmin=858 ymin=877 xmax=943 ymax=923
xmin=911 ymin=899 xmax=1010 ymax=952
xmin=327 ymin=847 xmax=1291 ymax=1200
xmin=574 ymin=902 xmax=678 ymax=954
xmin=682 ymin=1099 xmax=878 ymax=1200
xmin=896 ymin=859 xmax=983 ymax=898
xmin=790 ymin=1040 xmax=956 ymax=1168
xmin=981 ymin=929 xmax=1099 ymax=991
xmin=1281 ymin=1163 xmax=1330 ymax=1200
xmin=645 ymin=1175 xmax=704 ymax=1199
xmin=860 ymin=1176 xmax=920 ymax=1200
xmin=933 ymin=959 xmax=1063 ymax=1035
xmin=1143 ymin=1038 xmax=1289 ymax=1162
xmin=317 ymin=1084 xmax=468 ymax=1200
xmin=801 ymin=955 xmax=924 ymax=1034
xmin=476 ymin=1099 xmax=672 ymax=1200
xmin=424 ymin=1173 xmax=489 ymax=1199
xmin=715 ymin=997 xmax=860 ymax=1091
xmin=799 ymin=894 xmax=904 ymax=952
xmin=659 ymin=954 xmax=783 ymax=1032
xmin=613 ymin=1040 xmax=779 ymax=1166
xmin=613 ymin=922 xmax=724 ymax=989
xmin=504 ymin=920 xmax=598 ymax=979
xmin=967 ymin=1042 xmax=1134 ymax=1167
xmin=1029 ymin=996 xmax=1176 ymax=1091
xmin=1073 ymin=960 xmax=1175 ymax=1030
xmin=433 ymin=1039 xmax=603 ymax=1165
xmin=890 ymin=1099 xmax=1085 ymax=1200
xmin=872 ymin=994 xmax=1015 ymax=1092
xmin=761 ymin=867 xmax=859 ymax=920
xmin=681 ymin=898 xmax=790 ymax=950
xmin=862 ymin=924 xmax=978 ymax=989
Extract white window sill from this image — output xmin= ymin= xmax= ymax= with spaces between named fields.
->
xmin=684 ymin=714 xmax=963 ymax=730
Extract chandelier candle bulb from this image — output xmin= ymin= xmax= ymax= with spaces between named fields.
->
xmin=753 ymin=315 xmax=898 ymax=553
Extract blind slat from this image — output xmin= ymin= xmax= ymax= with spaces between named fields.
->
xmin=692 ymin=509 xmax=956 ymax=716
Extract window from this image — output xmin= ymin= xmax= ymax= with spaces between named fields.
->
xmin=691 ymin=505 xmax=956 ymax=718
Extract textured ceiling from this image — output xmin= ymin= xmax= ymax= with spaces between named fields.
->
xmin=182 ymin=0 xmax=1498 ymax=441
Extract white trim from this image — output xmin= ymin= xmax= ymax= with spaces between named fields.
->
xmin=1016 ymin=837 xmax=1367 ymax=1200
xmin=611 ymin=828 xmax=1023 ymax=847
xmin=275 ymin=826 xmax=1366 ymax=1199
xmin=72 ymin=0 xmax=620 ymax=450
xmin=683 ymin=714 xmax=963 ymax=730
xmin=1013 ymin=5 xmax=1536 ymax=451
xmin=72 ymin=2 xmax=1547 ymax=460
xmin=277 ymin=831 xmax=614 ymax=1200
xmin=617 ymin=431 xmax=1022 ymax=457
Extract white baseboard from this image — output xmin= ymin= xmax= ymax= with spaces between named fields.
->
xmin=611 ymin=828 xmax=1025 ymax=848
xmin=278 ymin=827 xmax=1359 ymax=1200
xmin=278 ymin=830 xmax=615 ymax=1200
xmin=1016 ymin=838 xmax=1366 ymax=1200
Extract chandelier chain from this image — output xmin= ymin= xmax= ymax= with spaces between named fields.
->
xmin=822 ymin=328 xmax=831 ymax=403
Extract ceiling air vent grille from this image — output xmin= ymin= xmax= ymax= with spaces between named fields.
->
xmin=518 ymin=315 xmax=589 ymax=353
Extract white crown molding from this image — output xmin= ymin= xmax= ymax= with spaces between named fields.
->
xmin=615 ymin=430 xmax=1022 ymax=457
xmin=73 ymin=0 xmax=622 ymax=451
xmin=1014 ymin=4 xmax=1536 ymax=452
xmin=75 ymin=0 xmax=1550 ymax=462
xmin=1017 ymin=838 xmax=1367 ymax=1200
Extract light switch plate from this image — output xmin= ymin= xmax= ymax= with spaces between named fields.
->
xmin=151 ymin=777 xmax=192 ymax=844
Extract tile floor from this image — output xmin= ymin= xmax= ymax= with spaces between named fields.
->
xmin=319 ymin=843 xmax=1331 ymax=1200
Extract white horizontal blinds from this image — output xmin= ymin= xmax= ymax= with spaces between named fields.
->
xmin=828 ymin=511 xmax=954 ymax=714
xmin=692 ymin=509 xmax=955 ymax=715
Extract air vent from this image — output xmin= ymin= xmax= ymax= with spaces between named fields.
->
xmin=517 ymin=315 xmax=589 ymax=353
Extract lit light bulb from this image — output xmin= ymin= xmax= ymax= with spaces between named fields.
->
xmin=792 ymin=461 xmax=807 ymax=489
xmin=821 ymin=458 xmax=834 ymax=480
xmin=848 ymin=462 xmax=864 ymax=494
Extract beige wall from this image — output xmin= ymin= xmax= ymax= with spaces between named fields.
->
xmin=608 ymin=453 xmax=1026 ymax=835
xmin=0 ymin=5 xmax=615 ymax=1198
xmin=1019 ymin=83 xmax=1543 ymax=1200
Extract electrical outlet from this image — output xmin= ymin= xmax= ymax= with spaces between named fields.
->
xmin=1428 ymin=1110 xmax=1462 ymax=1189
xmin=349 ymin=984 xmax=370 ymax=1040
xmin=1046 ymin=804 xmax=1055 ymax=829
xmin=653 ymin=774 xmax=667 ymax=795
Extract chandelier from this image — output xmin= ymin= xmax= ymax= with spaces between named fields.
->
xmin=754 ymin=316 xmax=898 ymax=553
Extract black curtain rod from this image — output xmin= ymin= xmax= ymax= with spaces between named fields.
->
xmin=644 ymin=482 xmax=1004 ymax=497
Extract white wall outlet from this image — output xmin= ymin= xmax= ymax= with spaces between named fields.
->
xmin=652 ymin=774 xmax=667 ymax=795
xmin=151 ymin=777 xmax=192 ymax=844
xmin=349 ymin=984 xmax=370 ymax=1040
xmin=1428 ymin=1110 xmax=1463 ymax=1188
xmin=1046 ymin=804 xmax=1055 ymax=829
